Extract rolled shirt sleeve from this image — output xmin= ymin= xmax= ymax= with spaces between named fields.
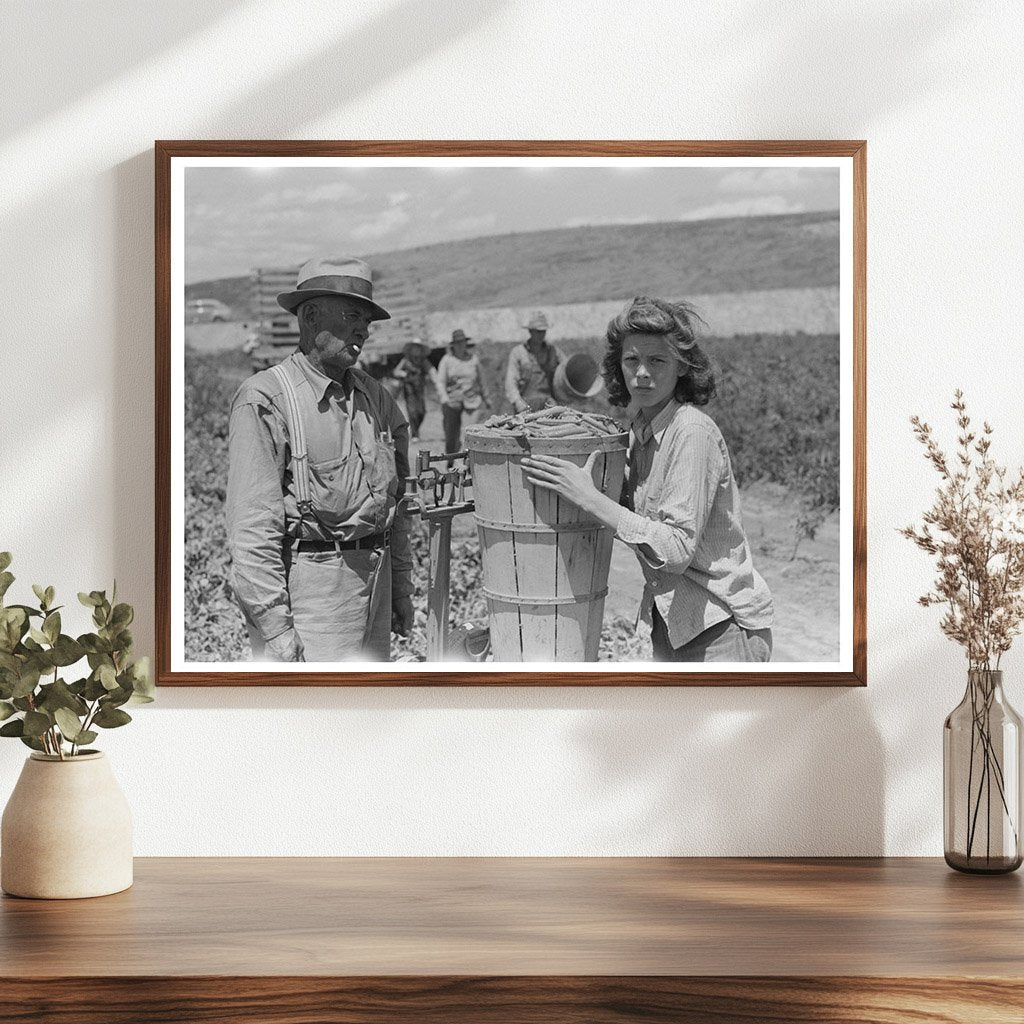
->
xmin=225 ymin=390 xmax=294 ymax=642
xmin=615 ymin=420 xmax=725 ymax=575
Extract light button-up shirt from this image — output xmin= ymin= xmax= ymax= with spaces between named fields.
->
xmin=615 ymin=400 xmax=773 ymax=648
xmin=225 ymin=352 xmax=412 ymax=642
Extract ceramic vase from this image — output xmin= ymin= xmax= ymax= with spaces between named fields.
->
xmin=1 ymin=751 xmax=133 ymax=899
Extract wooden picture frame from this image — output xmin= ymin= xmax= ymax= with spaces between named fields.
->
xmin=156 ymin=140 xmax=865 ymax=686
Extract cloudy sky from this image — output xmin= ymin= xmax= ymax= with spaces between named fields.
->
xmin=184 ymin=162 xmax=839 ymax=283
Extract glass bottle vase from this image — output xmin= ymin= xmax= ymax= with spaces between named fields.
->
xmin=944 ymin=669 xmax=1023 ymax=873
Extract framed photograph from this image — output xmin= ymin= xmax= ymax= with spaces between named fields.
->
xmin=156 ymin=140 xmax=865 ymax=686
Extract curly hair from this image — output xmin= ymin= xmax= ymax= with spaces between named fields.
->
xmin=601 ymin=296 xmax=716 ymax=408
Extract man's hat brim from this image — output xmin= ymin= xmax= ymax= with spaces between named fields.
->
xmin=277 ymin=289 xmax=390 ymax=320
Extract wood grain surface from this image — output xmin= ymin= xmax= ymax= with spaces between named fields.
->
xmin=2 ymin=858 xmax=1022 ymax=1021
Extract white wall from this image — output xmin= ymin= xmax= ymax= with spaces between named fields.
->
xmin=2 ymin=0 xmax=1022 ymax=855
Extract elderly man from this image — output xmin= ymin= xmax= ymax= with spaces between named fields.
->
xmin=504 ymin=310 xmax=566 ymax=413
xmin=225 ymin=256 xmax=413 ymax=662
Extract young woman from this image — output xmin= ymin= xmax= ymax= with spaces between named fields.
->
xmin=522 ymin=296 xmax=773 ymax=663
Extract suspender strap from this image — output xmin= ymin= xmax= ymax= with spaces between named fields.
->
xmin=269 ymin=363 xmax=313 ymax=518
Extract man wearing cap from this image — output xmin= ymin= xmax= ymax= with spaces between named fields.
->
xmin=225 ymin=257 xmax=414 ymax=662
xmin=504 ymin=311 xmax=566 ymax=413
xmin=435 ymin=328 xmax=491 ymax=453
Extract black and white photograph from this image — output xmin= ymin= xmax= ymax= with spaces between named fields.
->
xmin=158 ymin=142 xmax=864 ymax=684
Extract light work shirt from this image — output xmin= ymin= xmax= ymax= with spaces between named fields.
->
xmin=615 ymin=400 xmax=774 ymax=648
xmin=225 ymin=352 xmax=413 ymax=643
xmin=436 ymin=352 xmax=488 ymax=411
xmin=504 ymin=342 xmax=564 ymax=410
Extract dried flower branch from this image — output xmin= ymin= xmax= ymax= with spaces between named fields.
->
xmin=901 ymin=390 xmax=1024 ymax=670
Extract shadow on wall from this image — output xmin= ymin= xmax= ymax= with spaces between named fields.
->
xmin=729 ymin=0 xmax=974 ymax=131
xmin=101 ymin=0 xmax=510 ymax=658
xmin=1 ymin=1 xmax=246 ymax=139
xmin=568 ymin=686 xmax=885 ymax=856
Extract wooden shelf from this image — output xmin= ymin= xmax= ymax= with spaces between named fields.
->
xmin=2 ymin=857 xmax=1022 ymax=1022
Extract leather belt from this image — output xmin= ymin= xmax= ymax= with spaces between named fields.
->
xmin=294 ymin=531 xmax=390 ymax=553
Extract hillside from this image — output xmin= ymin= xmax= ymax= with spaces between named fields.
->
xmin=186 ymin=210 xmax=839 ymax=317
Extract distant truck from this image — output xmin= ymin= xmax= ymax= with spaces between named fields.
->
xmin=185 ymin=298 xmax=233 ymax=324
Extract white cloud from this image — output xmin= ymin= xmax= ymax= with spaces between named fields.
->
xmin=679 ymin=196 xmax=806 ymax=221
xmin=350 ymin=207 xmax=411 ymax=241
xmin=563 ymin=214 xmax=657 ymax=228
xmin=259 ymin=181 xmax=362 ymax=207
xmin=717 ymin=168 xmax=810 ymax=193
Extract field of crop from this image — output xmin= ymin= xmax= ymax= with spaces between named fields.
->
xmin=182 ymin=331 xmax=839 ymax=663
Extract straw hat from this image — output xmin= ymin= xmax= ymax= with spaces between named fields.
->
xmin=276 ymin=256 xmax=390 ymax=320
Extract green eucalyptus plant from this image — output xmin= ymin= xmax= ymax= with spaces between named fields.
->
xmin=0 ymin=552 xmax=153 ymax=759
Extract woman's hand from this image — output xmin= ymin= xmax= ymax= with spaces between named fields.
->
xmin=521 ymin=451 xmax=621 ymax=529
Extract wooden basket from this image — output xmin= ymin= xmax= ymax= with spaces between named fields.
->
xmin=466 ymin=428 xmax=628 ymax=662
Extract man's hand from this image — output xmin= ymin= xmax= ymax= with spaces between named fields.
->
xmin=391 ymin=595 xmax=414 ymax=637
xmin=266 ymin=628 xmax=305 ymax=662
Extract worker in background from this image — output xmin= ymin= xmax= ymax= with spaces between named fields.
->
xmin=504 ymin=311 xmax=566 ymax=413
xmin=436 ymin=329 xmax=491 ymax=453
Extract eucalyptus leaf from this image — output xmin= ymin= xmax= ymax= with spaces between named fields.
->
xmin=12 ymin=666 xmax=41 ymax=699
xmin=0 ymin=572 xmax=14 ymax=601
xmin=78 ymin=591 xmax=100 ymax=607
xmin=42 ymin=611 xmax=60 ymax=643
xmin=44 ymin=586 xmax=55 ymax=608
xmin=0 ymin=651 xmax=20 ymax=673
xmin=80 ymin=635 xmax=112 ymax=655
xmin=93 ymin=705 xmax=132 ymax=729
xmin=103 ymin=685 xmax=132 ymax=709
xmin=0 ymin=719 xmax=24 ymax=737
xmin=50 ymin=635 xmax=85 ymax=667
xmin=98 ymin=664 xmax=118 ymax=691
xmin=130 ymin=657 xmax=154 ymax=698
xmin=7 ymin=604 xmax=42 ymax=619
xmin=83 ymin=675 xmax=108 ymax=701
xmin=19 ymin=735 xmax=44 ymax=752
xmin=37 ymin=679 xmax=88 ymax=717
xmin=0 ymin=552 xmax=11 ymax=573
xmin=53 ymin=706 xmax=85 ymax=741
xmin=32 ymin=584 xmax=47 ymax=608
xmin=0 ymin=700 xmax=15 ymax=721
xmin=28 ymin=627 xmax=49 ymax=646
xmin=0 ymin=607 xmax=27 ymax=651
xmin=112 ymin=628 xmax=134 ymax=653
xmin=110 ymin=603 xmax=133 ymax=629
xmin=22 ymin=710 xmax=51 ymax=738
xmin=75 ymin=730 xmax=98 ymax=746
